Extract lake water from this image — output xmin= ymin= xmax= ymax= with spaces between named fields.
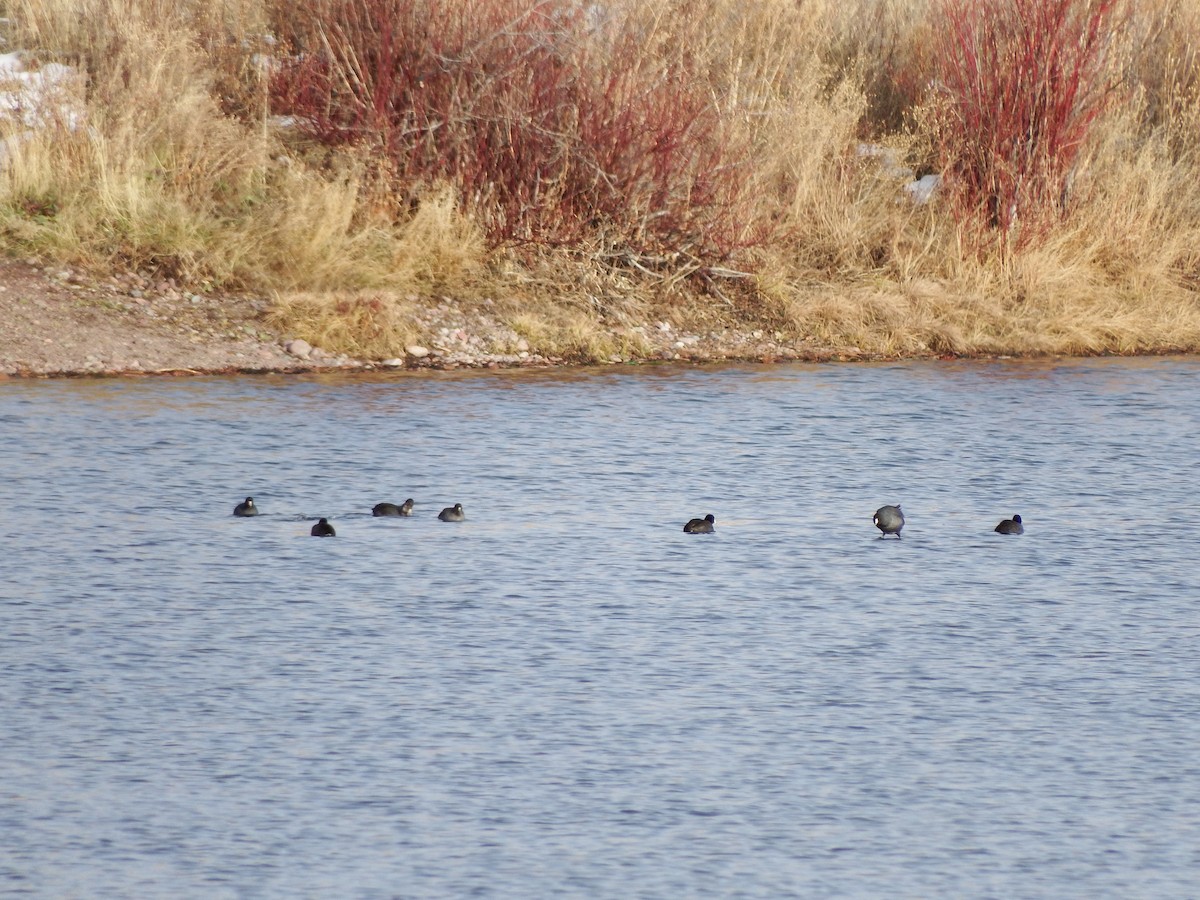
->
xmin=2 ymin=358 xmax=1200 ymax=898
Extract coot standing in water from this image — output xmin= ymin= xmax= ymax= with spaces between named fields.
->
xmin=873 ymin=504 xmax=904 ymax=538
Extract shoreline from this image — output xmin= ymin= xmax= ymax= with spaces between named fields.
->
xmin=0 ymin=258 xmax=888 ymax=380
xmin=0 ymin=258 xmax=1191 ymax=380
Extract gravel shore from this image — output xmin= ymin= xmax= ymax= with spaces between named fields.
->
xmin=0 ymin=259 xmax=865 ymax=378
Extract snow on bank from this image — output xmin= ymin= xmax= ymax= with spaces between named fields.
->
xmin=857 ymin=143 xmax=941 ymax=205
xmin=0 ymin=50 xmax=85 ymax=165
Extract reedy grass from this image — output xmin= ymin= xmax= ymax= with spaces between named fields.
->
xmin=0 ymin=0 xmax=1198 ymax=361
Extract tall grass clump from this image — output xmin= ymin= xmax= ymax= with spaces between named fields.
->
xmin=815 ymin=0 xmax=936 ymax=135
xmin=268 ymin=0 xmax=767 ymax=274
xmin=0 ymin=0 xmax=258 ymax=276
xmin=1115 ymin=0 xmax=1200 ymax=160
xmin=925 ymin=0 xmax=1123 ymax=252
xmin=0 ymin=0 xmax=475 ymax=296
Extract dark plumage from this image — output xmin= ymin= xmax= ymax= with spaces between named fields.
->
xmin=311 ymin=517 xmax=336 ymax=537
xmin=873 ymin=504 xmax=904 ymax=538
xmin=683 ymin=514 xmax=716 ymax=534
xmin=438 ymin=503 xmax=465 ymax=522
xmin=995 ymin=514 xmax=1024 ymax=535
xmin=373 ymin=499 xmax=414 ymax=517
xmin=233 ymin=497 xmax=259 ymax=517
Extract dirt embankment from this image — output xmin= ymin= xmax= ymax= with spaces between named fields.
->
xmin=0 ymin=259 xmax=868 ymax=378
xmin=0 ymin=260 xmax=357 ymax=377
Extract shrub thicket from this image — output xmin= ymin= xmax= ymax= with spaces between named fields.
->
xmin=269 ymin=0 xmax=766 ymax=269
xmin=925 ymin=0 xmax=1123 ymax=251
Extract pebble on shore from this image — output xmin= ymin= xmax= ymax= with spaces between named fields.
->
xmin=285 ymin=339 xmax=312 ymax=359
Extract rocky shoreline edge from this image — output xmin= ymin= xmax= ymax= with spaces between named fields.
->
xmin=0 ymin=259 xmax=887 ymax=379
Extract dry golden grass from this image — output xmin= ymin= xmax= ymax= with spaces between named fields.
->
xmin=0 ymin=0 xmax=487 ymax=305
xmin=266 ymin=290 xmax=424 ymax=359
xmin=765 ymin=0 xmax=1200 ymax=357
xmin=0 ymin=0 xmax=1198 ymax=360
xmin=503 ymin=308 xmax=642 ymax=363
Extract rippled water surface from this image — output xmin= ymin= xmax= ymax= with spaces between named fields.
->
xmin=3 ymin=359 xmax=1200 ymax=898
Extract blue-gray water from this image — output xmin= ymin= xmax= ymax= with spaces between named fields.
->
xmin=2 ymin=358 xmax=1199 ymax=898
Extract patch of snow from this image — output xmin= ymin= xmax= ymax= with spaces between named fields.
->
xmin=0 ymin=52 xmax=85 ymax=131
xmin=250 ymin=53 xmax=280 ymax=76
xmin=857 ymin=142 xmax=913 ymax=180
xmin=858 ymin=142 xmax=941 ymax=205
xmin=904 ymin=174 xmax=942 ymax=205
xmin=0 ymin=50 xmax=87 ymax=167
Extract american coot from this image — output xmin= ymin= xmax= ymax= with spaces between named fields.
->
xmin=373 ymin=499 xmax=414 ymax=517
xmin=438 ymin=503 xmax=465 ymax=522
xmin=311 ymin=517 xmax=336 ymax=537
xmin=231 ymin=496 xmax=258 ymax=518
xmin=683 ymin=514 xmax=716 ymax=533
xmin=873 ymin=504 xmax=904 ymax=538
xmin=995 ymin=514 xmax=1024 ymax=535
xmin=233 ymin=497 xmax=259 ymax=517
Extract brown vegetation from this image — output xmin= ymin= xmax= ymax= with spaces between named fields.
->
xmin=0 ymin=0 xmax=1198 ymax=364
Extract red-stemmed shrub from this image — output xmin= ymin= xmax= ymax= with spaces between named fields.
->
xmin=268 ymin=0 xmax=764 ymax=270
xmin=927 ymin=0 xmax=1123 ymax=251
